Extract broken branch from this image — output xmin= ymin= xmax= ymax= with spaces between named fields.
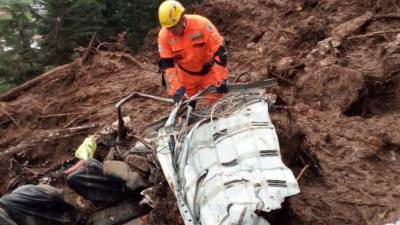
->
xmin=39 ymin=112 xmax=80 ymax=119
xmin=115 ymin=91 xmax=173 ymax=141
xmin=348 ymin=29 xmax=400 ymax=40
xmin=374 ymin=14 xmax=400 ymax=20
xmin=296 ymin=164 xmax=310 ymax=181
xmin=63 ymin=108 xmax=97 ymax=128
xmin=234 ymin=67 xmax=253 ymax=83
xmin=271 ymin=73 xmax=296 ymax=85
xmin=335 ymin=199 xmax=391 ymax=207
xmin=43 ymin=157 xmax=77 ymax=175
xmin=81 ymin=33 xmax=97 ymax=65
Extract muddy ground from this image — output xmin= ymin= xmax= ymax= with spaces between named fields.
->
xmin=1 ymin=0 xmax=400 ymax=224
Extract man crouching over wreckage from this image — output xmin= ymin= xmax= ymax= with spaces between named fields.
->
xmin=158 ymin=0 xmax=229 ymax=106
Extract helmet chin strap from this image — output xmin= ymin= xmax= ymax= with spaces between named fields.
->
xmin=170 ymin=16 xmax=186 ymax=36
xmin=180 ymin=16 xmax=187 ymax=35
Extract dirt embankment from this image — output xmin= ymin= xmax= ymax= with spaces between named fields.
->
xmin=0 ymin=50 xmax=171 ymax=193
xmin=1 ymin=0 xmax=400 ymax=224
xmin=146 ymin=0 xmax=400 ymax=224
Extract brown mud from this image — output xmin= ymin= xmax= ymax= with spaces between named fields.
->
xmin=1 ymin=0 xmax=400 ymax=224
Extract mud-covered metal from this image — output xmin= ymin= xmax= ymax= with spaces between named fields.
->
xmin=156 ymin=90 xmax=300 ymax=225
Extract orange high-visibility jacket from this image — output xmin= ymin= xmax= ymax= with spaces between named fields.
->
xmin=158 ymin=14 xmax=227 ymax=96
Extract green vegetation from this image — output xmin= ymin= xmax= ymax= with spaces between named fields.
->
xmin=0 ymin=0 xmax=202 ymax=93
xmin=0 ymin=0 xmax=33 ymax=6
xmin=37 ymin=0 xmax=108 ymax=65
xmin=0 ymin=2 xmax=42 ymax=92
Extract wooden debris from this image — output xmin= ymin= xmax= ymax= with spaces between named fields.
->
xmin=81 ymin=33 xmax=97 ymax=65
xmin=22 ymin=167 xmax=41 ymax=176
xmin=333 ymin=11 xmax=373 ymax=41
xmin=63 ymin=107 xmax=97 ymax=128
xmin=348 ymin=29 xmax=400 ymax=40
xmin=0 ymin=122 xmax=103 ymax=161
xmin=311 ymin=11 xmax=374 ymax=57
xmin=115 ymin=92 xmax=173 ymax=141
xmin=374 ymin=14 xmax=400 ymax=20
xmin=121 ymin=54 xmax=145 ymax=69
xmin=0 ymin=64 xmax=71 ymax=102
xmin=0 ymin=107 xmax=21 ymax=127
xmin=296 ymin=164 xmax=310 ymax=181
xmin=335 ymin=199 xmax=391 ymax=207
xmin=271 ymin=73 xmax=296 ymax=85
xmin=39 ymin=112 xmax=80 ymax=119
xmin=234 ymin=67 xmax=253 ymax=83
xmin=43 ymin=157 xmax=77 ymax=175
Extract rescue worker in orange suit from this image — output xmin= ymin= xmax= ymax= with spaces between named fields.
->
xmin=158 ymin=0 xmax=229 ymax=106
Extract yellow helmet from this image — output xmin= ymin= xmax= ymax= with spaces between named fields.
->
xmin=158 ymin=0 xmax=185 ymax=28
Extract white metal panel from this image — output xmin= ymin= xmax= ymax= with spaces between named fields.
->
xmin=157 ymin=94 xmax=300 ymax=225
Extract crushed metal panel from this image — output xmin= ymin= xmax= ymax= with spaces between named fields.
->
xmin=156 ymin=93 xmax=300 ymax=225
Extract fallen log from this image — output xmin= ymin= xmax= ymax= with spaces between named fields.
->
xmin=332 ymin=11 xmax=373 ymax=41
xmin=121 ymin=54 xmax=145 ymax=69
xmin=0 ymin=64 xmax=72 ymax=102
xmin=312 ymin=12 xmax=374 ymax=57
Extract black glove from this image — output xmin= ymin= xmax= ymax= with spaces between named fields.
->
xmin=173 ymin=87 xmax=186 ymax=103
xmin=216 ymin=80 xmax=229 ymax=94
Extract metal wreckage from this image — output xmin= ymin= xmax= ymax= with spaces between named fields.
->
xmin=154 ymin=79 xmax=300 ymax=225
xmin=0 ymin=79 xmax=301 ymax=225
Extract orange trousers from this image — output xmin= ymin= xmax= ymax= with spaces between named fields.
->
xmin=178 ymin=64 xmax=227 ymax=104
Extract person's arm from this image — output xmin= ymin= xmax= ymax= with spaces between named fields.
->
xmin=158 ymin=32 xmax=183 ymax=96
xmin=204 ymin=19 xmax=228 ymax=80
